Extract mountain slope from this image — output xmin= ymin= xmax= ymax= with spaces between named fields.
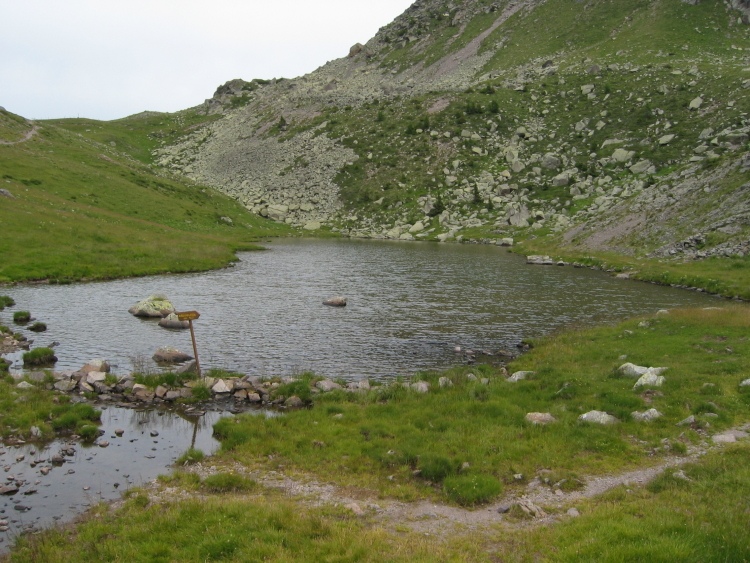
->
xmin=155 ymin=0 xmax=750 ymax=263
xmin=0 ymin=108 xmax=289 ymax=282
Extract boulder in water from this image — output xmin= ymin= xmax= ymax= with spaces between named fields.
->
xmin=128 ymin=294 xmax=176 ymax=318
xmin=158 ymin=313 xmax=190 ymax=329
xmin=152 ymin=347 xmax=193 ymax=363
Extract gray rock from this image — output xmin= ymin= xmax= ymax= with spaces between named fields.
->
xmin=411 ymin=381 xmax=430 ymax=393
xmin=579 ymin=410 xmax=619 ymax=425
xmin=633 ymin=370 xmax=666 ymax=389
xmin=316 ymin=379 xmax=342 ymax=392
xmin=54 ymin=379 xmax=77 ymax=392
xmin=285 ymin=395 xmax=304 ymax=408
xmin=712 ymin=430 xmax=748 ymax=444
xmin=323 ymin=296 xmax=347 ymax=307
xmin=438 ymin=377 xmax=453 ymax=388
xmin=508 ymin=371 xmax=534 ymax=382
xmin=677 ymin=415 xmax=696 ymax=426
xmin=152 ymin=347 xmax=193 ymax=363
xmin=525 ymin=412 xmax=556 ymax=425
xmin=618 ymin=363 xmax=667 ymax=378
xmin=612 ymin=148 xmax=635 ymax=163
xmin=631 ymin=408 xmax=663 ymax=422
xmin=552 ymin=172 xmax=570 ymax=187
xmin=739 ymin=378 xmax=750 ymax=387
xmin=629 ymin=160 xmax=653 ymax=174
xmin=16 ymin=381 xmax=34 ymax=390
xmin=211 ymin=379 xmax=232 ymax=394
xmin=158 ymin=313 xmax=189 ymax=330
xmin=658 ymin=134 xmax=675 ymax=145
xmin=86 ymin=371 xmax=107 ymax=385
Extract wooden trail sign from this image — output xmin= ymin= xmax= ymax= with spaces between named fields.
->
xmin=177 ymin=310 xmax=200 ymax=321
xmin=175 ymin=310 xmax=201 ymax=376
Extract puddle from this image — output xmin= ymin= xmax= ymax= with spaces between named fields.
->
xmin=0 ymin=404 xmax=263 ymax=553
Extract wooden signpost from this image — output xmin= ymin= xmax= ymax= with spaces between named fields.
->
xmin=176 ymin=310 xmax=201 ymax=377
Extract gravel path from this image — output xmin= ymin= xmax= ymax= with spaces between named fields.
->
xmin=162 ymin=424 xmax=748 ymax=537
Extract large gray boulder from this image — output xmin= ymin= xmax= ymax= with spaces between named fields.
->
xmin=128 ymin=295 xmax=176 ymax=318
xmin=152 ymin=347 xmax=193 ymax=363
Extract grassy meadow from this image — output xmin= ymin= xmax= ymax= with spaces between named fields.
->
xmin=0 ymin=108 xmax=290 ymax=283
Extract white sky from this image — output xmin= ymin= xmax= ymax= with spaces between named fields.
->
xmin=0 ymin=0 xmax=415 ymax=121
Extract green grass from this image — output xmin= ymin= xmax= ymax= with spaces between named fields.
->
xmin=0 ymin=381 xmax=101 ymax=440
xmin=207 ymin=305 xmax=750 ymax=506
xmin=9 ymin=307 xmax=750 ymax=560
xmin=0 ymin=109 xmax=291 ymax=283
xmin=517 ymin=443 xmax=750 ymax=562
xmin=9 ymin=491 xmax=484 ymax=562
xmin=22 ymin=347 xmax=57 ymax=366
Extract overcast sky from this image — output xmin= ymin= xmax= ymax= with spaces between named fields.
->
xmin=0 ymin=0 xmax=414 ymax=121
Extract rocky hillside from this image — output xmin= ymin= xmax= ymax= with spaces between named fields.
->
xmin=155 ymin=0 xmax=750 ymax=259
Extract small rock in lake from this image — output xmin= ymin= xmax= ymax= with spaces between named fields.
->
xmin=323 ymin=296 xmax=347 ymax=307
xmin=98 ymin=441 xmax=110 ymax=448
xmin=150 ymin=431 xmax=159 ymax=437
xmin=114 ymin=429 xmax=125 ymax=437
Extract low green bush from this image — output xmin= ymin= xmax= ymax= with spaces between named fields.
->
xmin=77 ymin=424 xmax=100 ymax=443
xmin=50 ymin=403 xmax=101 ymax=431
xmin=443 ymin=473 xmax=503 ymax=506
xmin=0 ymin=296 xmax=14 ymax=310
xmin=13 ymin=311 xmax=31 ymax=324
xmin=201 ymin=473 xmax=257 ymax=494
xmin=190 ymin=383 xmax=211 ymax=401
xmin=175 ymin=448 xmax=205 ymax=466
xmin=22 ymin=347 xmax=57 ymax=366
xmin=418 ymin=454 xmax=457 ymax=483
xmin=28 ymin=322 xmax=47 ymax=332
xmin=273 ymin=375 xmax=314 ymax=404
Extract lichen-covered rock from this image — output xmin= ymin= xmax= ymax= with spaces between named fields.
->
xmin=128 ymin=295 xmax=176 ymax=318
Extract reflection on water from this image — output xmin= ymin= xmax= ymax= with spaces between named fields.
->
xmin=1 ymin=239 xmax=718 ymax=379
xmin=0 ymin=405 xmax=236 ymax=553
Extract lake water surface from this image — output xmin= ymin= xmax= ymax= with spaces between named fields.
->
xmin=2 ymin=239 xmax=718 ymax=379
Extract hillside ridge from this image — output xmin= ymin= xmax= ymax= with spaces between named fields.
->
xmin=153 ymin=1 xmax=749 ymax=261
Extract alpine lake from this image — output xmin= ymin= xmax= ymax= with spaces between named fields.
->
xmin=0 ymin=238 xmax=721 ymax=551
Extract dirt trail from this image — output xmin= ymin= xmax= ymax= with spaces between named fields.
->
xmin=0 ymin=123 xmax=38 ymax=146
xmin=168 ymin=425 xmax=748 ymax=536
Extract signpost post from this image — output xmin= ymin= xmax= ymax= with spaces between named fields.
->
xmin=176 ymin=310 xmax=201 ymax=377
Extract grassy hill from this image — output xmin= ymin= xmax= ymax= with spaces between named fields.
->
xmin=0 ymin=108 xmax=290 ymax=283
